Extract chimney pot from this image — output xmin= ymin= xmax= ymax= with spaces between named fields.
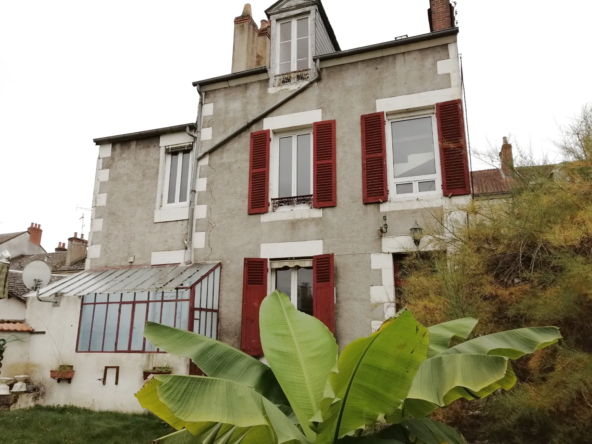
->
xmin=74 ymin=232 xmax=78 ymax=238
xmin=81 ymin=234 xmax=84 ymax=240
xmin=242 ymin=3 xmax=252 ymax=17
xmin=261 ymin=20 xmax=268 ymax=28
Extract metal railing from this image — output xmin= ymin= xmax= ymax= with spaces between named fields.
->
xmin=272 ymin=195 xmax=313 ymax=211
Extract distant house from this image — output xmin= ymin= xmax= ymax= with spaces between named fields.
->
xmin=0 ymin=223 xmax=46 ymax=257
xmin=0 ymin=233 xmax=87 ymax=322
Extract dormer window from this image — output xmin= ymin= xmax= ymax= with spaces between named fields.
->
xmin=277 ymin=16 xmax=310 ymax=80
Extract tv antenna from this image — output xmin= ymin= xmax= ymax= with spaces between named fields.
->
xmin=76 ymin=205 xmax=92 ymax=237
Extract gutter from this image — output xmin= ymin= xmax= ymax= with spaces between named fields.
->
xmin=93 ymin=123 xmax=195 ymax=146
xmin=314 ymin=28 xmax=459 ymax=62
xmin=193 ymin=66 xmax=268 ymax=88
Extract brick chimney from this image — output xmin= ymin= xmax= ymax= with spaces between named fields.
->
xmin=55 ymin=242 xmax=67 ymax=252
xmin=500 ymin=137 xmax=514 ymax=178
xmin=28 ymin=223 xmax=43 ymax=247
xmin=232 ymin=4 xmax=270 ymax=73
xmin=66 ymin=232 xmax=88 ymax=267
xmin=428 ymin=0 xmax=456 ymax=32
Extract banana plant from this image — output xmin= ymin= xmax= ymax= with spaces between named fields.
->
xmin=136 ymin=291 xmax=561 ymax=443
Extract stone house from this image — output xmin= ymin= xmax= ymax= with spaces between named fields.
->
xmin=8 ymin=0 xmax=478 ymax=412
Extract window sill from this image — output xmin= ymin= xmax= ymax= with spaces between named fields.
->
xmin=261 ymin=208 xmax=323 ymax=223
xmin=154 ymin=206 xmax=189 ymax=223
xmin=380 ymin=195 xmax=443 ymax=212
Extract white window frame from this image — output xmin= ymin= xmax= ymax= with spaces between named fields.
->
xmin=385 ymin=114 xmax=442 ymax=201
xmin=162 ymin=146 xmax=193 ymax=208
xmin=270 ymin=260 xmax=314 ymax=311
xmin=269 ymin=129 xmax=314 ymax=212
xmin=276 ymin=15 xmax=311 ymax=74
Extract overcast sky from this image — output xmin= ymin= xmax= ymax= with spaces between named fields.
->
xmin=1 ymin=0 xmax=590 ymax=253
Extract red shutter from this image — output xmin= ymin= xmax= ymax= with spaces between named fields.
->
xmin=436 ymin=100 xmax=471 ymax=196
xmin=313 ymin=120 xmax=337 ymax=208
xmin=361 ymin=113 xmax=388 ymax=203
xmin=248 ymin=130 xmax=270 ymax=214
xmin=313 ymin=254 xmax=335 ymax=334
xmin=241 ymin=258 xmax=268 ymax=356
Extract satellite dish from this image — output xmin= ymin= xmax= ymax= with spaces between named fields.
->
xmin=22 ymin=261 xmax=52 ymax=291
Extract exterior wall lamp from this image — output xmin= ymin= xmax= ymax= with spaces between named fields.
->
xmin=410 ymin=221 xmax=423 ymax=247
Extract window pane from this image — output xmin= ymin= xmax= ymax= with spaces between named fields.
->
xmin=297 ymin=268 xmax=314 ymax=316
xmin=167 ymin=153 xmax=179 ymax=204
xmin=135 ymin=291 xmax=149 ymax=302
xmin=279 ymin=137 xmax=293 ymax=197
xmin=297 ymin=18 xmax=308 ymax=38
xmin=179 ymin=151 xmax=190 ymax=203
xmin=130 ymin=304 xmax=147 ymax=351
xmin=396 ymin=183 xmax=414 ymax=194
xmin=280 ymin=21 xmax=291 ymax=42
xmin=83 ymin=294 xmax=95 ymax=304
xmin=77 ymin=305 xmax=94 ymax=352
xmin=147 ymin=300 xmax=162 ymax=324
xmin=176 ymin=301 xmax=190 ymax=330
xmin=122 ymin=292 xmax=134 ymax=302
xmin=297 ymin=58 xmax=309 ymax=71
xmin=392 ymin=118 xmax=436 ymax=178
xmin=162 ymin=302 xmax=176 ymax=327
xmin=297 ymin=37 xmax=309 ymax=62
xmin=90 ymin=304 xmax=107 ymax=351
xmin=95 ymin=293 xmax=108 ymax=303
xmin=419 ymin=180 xmax=436 ymax=192
xmin=213 ymin=267 xmax=220 ymax=310
xmin=297 ymin=134 xmax=311 ymax=195
xmin=109 ymin=293 xmax=121 ymax=303
xmin=150 ymin=292 xmax=163 ymax=301
xmin=117 ymin=304 xmax=133 ymax=351
xmin=276 ymin=268 xmax=292 ymax=297
xmin=103 ymin=304 xmax=119 ymax=352
xmin=280 ymin=42 xmax=291 ymax=64
xmin=279 ymin=62 xmax=292 ymax=74
xmin=211 ymin=312 xmax=218 ymax=340
xmin=164 ymin=291 xmax=176 ymax=301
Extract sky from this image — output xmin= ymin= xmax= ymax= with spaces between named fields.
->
xmin=0 ymin=0 xmax=591 ymax=253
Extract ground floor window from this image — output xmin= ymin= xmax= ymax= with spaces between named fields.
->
xmin=77 ymin=265 xmax=220 ymax=353
xmin=271 ymin=259 xmax=313 ymax=316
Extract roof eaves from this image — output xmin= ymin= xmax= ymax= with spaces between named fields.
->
xmin=0 ymin=232 xmax=27 ymax=245
xmin=314 ymin=28 xmax=458 ymax=62
xmin=192 ymin=66 xmax=268 ymax=88
xmin=93 ymin=123 xmax=196 ymax=146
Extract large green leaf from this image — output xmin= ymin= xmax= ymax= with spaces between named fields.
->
xmin=143 ymin=322 xmax=287 ymax=406
xmin=136 ymin=375 xmax=311 ymax=444
xmin=441 ymin=327 xmax=562 ymax=359
xmin=154 ymin=429 xmax=204 ymax=443
xmin=402 ymin=354 xmax=515 ymax=419
xmin=427 ymin=318 xmax=478 ymax=358
xmin=380 ymin=418 xmax=467 ymax=444
xmin=260 ymin=292 xmax=338 ymax=440
xmin=316 ymin=310 xmax=429 ymax=443
xmin=338 ymin=437 xmax=407 ymax=444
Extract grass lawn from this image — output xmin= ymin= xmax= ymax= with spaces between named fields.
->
xmin=0 ymin=405 xmax=174 ymax=444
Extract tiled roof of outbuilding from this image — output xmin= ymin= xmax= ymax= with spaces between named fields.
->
xmin=0 ymin=232 xmax=26 ymax=245
xmin=0 ymin=320 xmax=34 ymax=332
xmin=472 ymin=169 xmax=512 ymax=196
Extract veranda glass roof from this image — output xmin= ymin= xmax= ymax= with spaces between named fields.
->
xmin=24 ymin=263 xmax=219 ymax=298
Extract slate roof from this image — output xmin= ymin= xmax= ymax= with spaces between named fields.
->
xmin=9 ymin=252 xmax=86 ymax=274
xmin=0 ymin=232 xmax=26 ymax=245
xmin=472 ymin=169 xmax=512 ymax=196
xmin=0 ymin=320 xmax=34 ymax=332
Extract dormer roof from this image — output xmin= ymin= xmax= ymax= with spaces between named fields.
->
xmin=265 ymin=0 xmax=340 ymax=51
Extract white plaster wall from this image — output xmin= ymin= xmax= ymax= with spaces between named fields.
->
xmin=3 ymin=297 xmax=192 ymax=412
xmin=0 ymin=297 xmax=26 ymax=320
xmin=1 ymin=234 xmax=46 ymax=256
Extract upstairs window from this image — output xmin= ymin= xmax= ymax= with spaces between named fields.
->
xmin=274 ymin=132 xmax=313 ymax=210
xmin=390 ymin=116 xmax=440 ymax=198
xmin=278 ymin=17 xmax=310 ymax=75
xmin=164 ymin=146 xmax=192 ymax=206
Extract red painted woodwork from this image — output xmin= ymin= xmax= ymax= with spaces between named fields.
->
xmin=241 ymin=258 xmax=268 ymax=356
xmin=361 ymin=112 xmax=388 ymax=203
xmin=436 ymin=100 xmax=471 ymax=196
xmin=313 ymin=254 xmax=335 ymax=334
xmin=248 ymin=130 xmax=271 ymax=214
xmin=313 ymin=120 xmax=337 ymax=208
